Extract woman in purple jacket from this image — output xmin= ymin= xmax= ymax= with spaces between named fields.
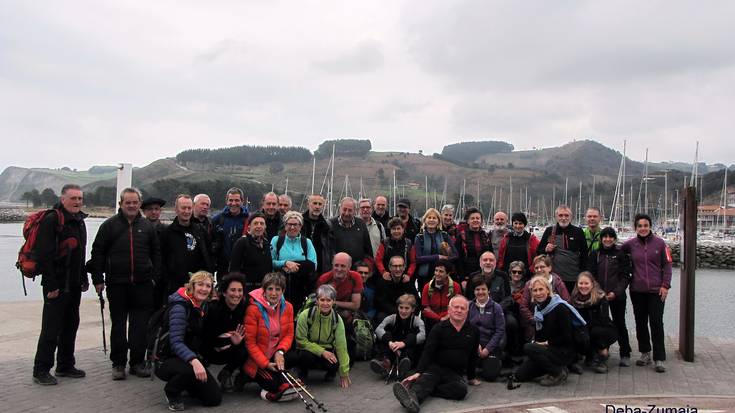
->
xmin=621 ymin=213 xmax=672 ymax=373
xmin=468 ymin=276 xmax=505 ymax=381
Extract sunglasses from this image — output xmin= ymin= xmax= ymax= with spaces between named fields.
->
xmin=511 ymin=270 xmax=524 ymax=274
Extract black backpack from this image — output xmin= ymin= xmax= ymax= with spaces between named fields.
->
xmin=146 ymin=301 xmax=189 ymax=378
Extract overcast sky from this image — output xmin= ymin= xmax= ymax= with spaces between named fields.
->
xmin=1 ymin=0 xmax=734 ymax=172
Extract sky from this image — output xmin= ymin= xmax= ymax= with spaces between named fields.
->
xmin=1 ymin=0 xmax=734 ymax=172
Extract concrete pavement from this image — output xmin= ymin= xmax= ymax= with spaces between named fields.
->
xmin=1 ymin=299 xmax=734 ymax=412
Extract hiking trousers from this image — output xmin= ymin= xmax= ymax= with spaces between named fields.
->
xmin=107 ymin=282 xmax=154 ymax=367
xmin=33 ymin=287 xmax=81 ymax=375
xmin=515 ymin=342 xmax=568 ymax=381
xmin=412 ymin=364 xmax=468 ymax=404
xmin=630 ymin=291 xmax=666 ymax=361
xmin=156 ymin=357 xmax=222 ymax=406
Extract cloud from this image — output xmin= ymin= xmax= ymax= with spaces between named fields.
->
xmin=313 ymin=39 xmax=384 ymax=74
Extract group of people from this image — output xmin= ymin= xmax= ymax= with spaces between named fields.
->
xmin=31 ymin=185 xmax=673 ymax=412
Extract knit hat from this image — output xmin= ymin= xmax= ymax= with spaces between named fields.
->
xmin=511 ymin=212 xmax=527 ymax=226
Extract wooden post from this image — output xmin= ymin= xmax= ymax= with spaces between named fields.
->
xmin=679 ymin=185 xmax=696 ymax=362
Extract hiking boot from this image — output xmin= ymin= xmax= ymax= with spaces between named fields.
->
xmin=619 ymin=356 xmax=631 ymax=367
xmin=129 ymin=363 xmax=151 ymax=378
xmin=636 ymin=352 xmax=652 ymax=366
xmin=217 ymin=368 xmax=234 ymax=392
xmin=392 ymin=382 xmax=420 ymax=413
xmin=654 ymin=360 xmax=666 ymax=373
xmin=370 ymin=357 xmax=391 ymax=378
xmin=260 ymin=383 xmax=297 ymax=402
xmin=55 ymin=367 xmax=86 ymax=378
xmin=539 ymin=367 xmax=568 ymax=387
xmin=164 ymin=391 xmax=185 ymax=411
xmin=33 ymin=372 xmax=58 ymax=386
xmin=397 ymin=357 xmax=412 ymax=380
xmin=112 ymin=365 xmax=127 ymax=380
xmin=593 ymin=359 xmax=609 ymax=374
xmin=568 ymin=362 xmax=583 ymax=375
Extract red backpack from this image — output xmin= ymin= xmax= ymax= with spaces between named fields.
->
xmin=16 ymin=208 xmax=65 ymax=294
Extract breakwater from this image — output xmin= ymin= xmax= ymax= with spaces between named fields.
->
xmin=667 ymin=242 xmax=735 ymax=270
xmin=0 ymin=208 xmax=26 ymax=223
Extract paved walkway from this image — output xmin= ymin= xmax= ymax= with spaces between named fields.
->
xmin=1 ymin=299 xmax=734 ymax=412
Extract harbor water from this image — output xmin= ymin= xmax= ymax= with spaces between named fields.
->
xmin=1 ymin=218 xmax=733 ymax=338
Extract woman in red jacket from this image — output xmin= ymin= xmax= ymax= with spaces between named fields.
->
xmin=421 ymin=259 xmax=461 ymax=334
xmin=244 ymin=272 xmax=296 ymax=402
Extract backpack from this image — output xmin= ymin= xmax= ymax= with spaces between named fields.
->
xmin=146 ymin=302 xmax=188 ymax=378
xmin=299 ymin=293 xmax=339 ymax=340
xmin=15 ymin=208 xmax=65 ymax=295
xmin=351 ymin=312 xmax=375 ymax=361
xmin=275 ymin=235 xmax=308 ymax=260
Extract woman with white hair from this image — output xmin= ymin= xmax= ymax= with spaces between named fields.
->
xmin=293 ymin=284 xmax=351 ymax=388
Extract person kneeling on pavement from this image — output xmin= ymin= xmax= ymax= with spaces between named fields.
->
xmin=571 ymin=271 xmax=618 ymax=374
xmin=243 ymin=272 xmax=298 ymax=402
xmin=468 ymin=276 xmax=505 ymax=381
xmin=202 ymin=273 xmax=248 ymax=392
xmin=393 ymin=295 xmax=481 ymax=413
xmin=156 ymin=271 xmax=222 ymax=411
xmin=292 ymin=284 xmax=352 ymax=388
xmin=511 ymin=275 xmax=583 ymax=387
xmin=371 ymin=294 xmax=426 ymax=380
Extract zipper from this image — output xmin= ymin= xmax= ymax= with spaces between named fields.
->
xmin=642 ymin=238 xmax=650 ymax=292
xmin=129 ymin=223 xmax=134 ymax=283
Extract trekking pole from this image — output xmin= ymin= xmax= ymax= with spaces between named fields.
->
xmin=284 ymin=370 xmax=328 ymax=412
xmin=279 ymin=370 xmax=315 ymax=413
xmin=98 ymin=292 xmax=107 ymax=354
xmin=385 ymin=363 xmax=396 ymax=385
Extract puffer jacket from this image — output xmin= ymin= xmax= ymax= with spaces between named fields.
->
xmin=168 ymin=288 xmax=206 ymax=362
xmin=621 ymin=233 xmax=672 ymax=293
xmin=243 ymin=288 xmax=294 ymax=377
xmin=89 ymin=210 xmax=161 ymax=285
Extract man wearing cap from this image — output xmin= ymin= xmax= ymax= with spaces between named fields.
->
xmin=396 ymin=198 xmax=421 ymax=243
xmin=141 ymin=197 xmax=166 ymax=230
xmin=496 ymin=212 xmax=539 ymax=275
xmin=141 ymin=197 xmax=167 ymax=308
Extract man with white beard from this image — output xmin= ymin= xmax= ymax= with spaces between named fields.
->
xmin=489 ymin=212 xmax=509 ymax=252
xmin=536 ymin=205 xmax=588 ymax=294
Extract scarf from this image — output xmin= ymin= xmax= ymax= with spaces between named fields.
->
xmin=533 ymin=295 xmax=586 ymax=331
xmin=427 ymin=276 xmax=455 ymax=299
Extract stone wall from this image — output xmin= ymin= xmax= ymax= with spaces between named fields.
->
xmin=667 ymin=242 xmax=735 ymax=270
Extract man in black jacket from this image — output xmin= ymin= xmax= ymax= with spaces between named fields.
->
xmin=536 ymin=205 xmax=588 ymax=294
xmin=393 ymin=295 xmax=480 ymax=412
xmin=396 ymin=198 xmax=421 ymax=243
xmin=301 ymin=194 xmax=330 ymax=275
xmin=33 ymin=184 xmax=89 ymax=386
xmin=327 ymin=197 xmax=374 ymax=268
xmin=89 ymin=187 xmax=161 ymax=380
xmin=161 ymin=194 xmax=213 ymax=294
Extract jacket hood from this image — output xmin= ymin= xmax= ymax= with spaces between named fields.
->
xmin=248 ymin=288 xmax=286 ymax=329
